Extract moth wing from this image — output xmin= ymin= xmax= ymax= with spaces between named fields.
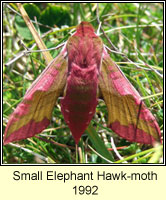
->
xmin=4 ymin=48 xmax=68 ymax=144
xmin=99 ymin=48 xmax=161 ymax=145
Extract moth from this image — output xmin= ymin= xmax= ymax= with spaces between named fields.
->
xmin=4 ymin=21 xmax=161 ymax=145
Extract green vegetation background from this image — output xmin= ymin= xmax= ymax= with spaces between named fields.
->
xmin=3 ymin=3 xmax=163 ymax=164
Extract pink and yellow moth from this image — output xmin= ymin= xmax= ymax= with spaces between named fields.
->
xmin=4 ymin=21 xmax=161 ymax=145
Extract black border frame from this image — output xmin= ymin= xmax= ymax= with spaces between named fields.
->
xmin=1 ymin=1 xmax=165 ymax=166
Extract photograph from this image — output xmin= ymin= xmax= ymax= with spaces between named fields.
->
xmin=3 ymin=2 xmax=163 ymax=164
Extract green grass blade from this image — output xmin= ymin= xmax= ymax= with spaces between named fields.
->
xmin=86 ymin=122 xmax=114 ymax=162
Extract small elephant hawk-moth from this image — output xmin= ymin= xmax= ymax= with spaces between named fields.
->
xmin=4 ymin=21 xmax=162 ymax=145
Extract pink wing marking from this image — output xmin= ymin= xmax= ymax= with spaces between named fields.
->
xmin=4 ymin=48 xmax=68 ymax=144
xmin=99 ymin=47 xmax=161 ymax=145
